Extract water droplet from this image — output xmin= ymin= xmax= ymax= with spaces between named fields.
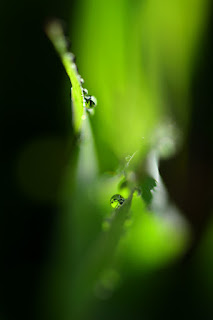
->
xmin=83 ymin=88 xmax=88 ymax=95
xmin=66 ymin=52 xmax=75 ymax=62
xmin=85 ymin=95 xmax=97 ymax=108
xmin=110 ymin=194 xmax=125 ymax=209
xmin=79 ymin=77 xmax=84 ymax=84
xmin=71 ymin=63 xmax=77 ymax=72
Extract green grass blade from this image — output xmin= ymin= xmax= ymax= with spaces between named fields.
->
xmin=70 ymin=192 xmax=133 ymax=319
xmin=46 ymin=20 xmax=85 ymax=133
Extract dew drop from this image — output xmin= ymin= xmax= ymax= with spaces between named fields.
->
xmin=66 ymin=52 xmax=75 ymax=62
xmin=83 ymin=88 xmax=88 ymax=95
xmin=71 ymin=63 xmax=77 ymax=72
xmin=110 ymin=194 xmax=125 ymax=209
xmin=85 ymin=95 xmax=97 ymax=108
xmin=79 ymin=77 xmax=84 ymax=84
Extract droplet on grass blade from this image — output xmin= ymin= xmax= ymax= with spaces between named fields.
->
xmin=84 ymin=95 xmax=97 ymax=108
xmin=79 ymin=77 xmax=84 ymax=84
xmin=83 ymin=88 xmax=88 ymax=95
xmin=110 ymin=194 xmax=125 ymax=209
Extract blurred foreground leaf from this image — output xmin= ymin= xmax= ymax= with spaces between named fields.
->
xmin=70 ymin=192 xmax=133 ymax=319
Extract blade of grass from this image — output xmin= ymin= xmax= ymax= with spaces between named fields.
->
xmin=70 ymin=192 xmax=133 ymax=319
xmin=46 ymin=20 xmax=85 ymax=133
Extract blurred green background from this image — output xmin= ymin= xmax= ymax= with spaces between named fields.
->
xmin=0 ymin=0 xmax=213 ymax=319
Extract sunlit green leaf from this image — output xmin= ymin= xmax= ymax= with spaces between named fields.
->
xmin=46 ymin=20 xmax=85 ymax=133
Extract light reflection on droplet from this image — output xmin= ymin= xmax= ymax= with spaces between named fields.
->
xmin=110 ymin=194 xmax=125 ymax=208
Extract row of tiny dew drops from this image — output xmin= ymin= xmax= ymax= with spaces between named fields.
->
xmin=67 ymin=51 xmax=124 ymax=209
xmin=72 ymin=57 xmax=122 ymax=209
xmin=66 ymin=51 xmax=97 ymax=115
xmin=81 ymin=82 xmax=97 ymax=115
xmin=46 ymin=20 xmax=97 ymax=115
xmin=72 ymin=58 xmax=122 ymax=208
xmin=77 ymin=62 xmax=121 ymax=208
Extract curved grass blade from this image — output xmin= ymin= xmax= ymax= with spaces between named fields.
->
xmin=70 ymin=192 xmax=133 ymax=319
xmin=46 ymin=20 xmax=85 ymax=133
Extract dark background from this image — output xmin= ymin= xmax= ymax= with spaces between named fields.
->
xmin=0 ymin=1 xmax=74 ymax=319
xmin=0 ymin=0 xmax=213 ymax=319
